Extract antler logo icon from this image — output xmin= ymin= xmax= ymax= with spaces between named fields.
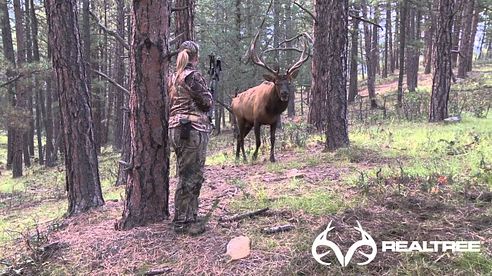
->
xmin=311 ymin=220 xmax=377 ymax=267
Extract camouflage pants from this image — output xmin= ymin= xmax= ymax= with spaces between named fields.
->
xmin=169 ymin=127 xmax=209 ymax=224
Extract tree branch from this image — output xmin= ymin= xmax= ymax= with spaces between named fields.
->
xmin=89 ymin=10 xmax=130 ymax=50
xmin=171 ymin=6 xmax=188 ymax=12
xmin=92 ymin=69 xmax=129 ymax=95
xmin=0 ymin=74 xmax=22 ymax=88
xmin=349 ymin=14 xmax=383 ymax=30
xmin=294 ymin=2 xmax=317 ymax=24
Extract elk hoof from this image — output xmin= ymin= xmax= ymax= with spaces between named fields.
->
xmin=270 ymin=156 xmax=276 ymax=162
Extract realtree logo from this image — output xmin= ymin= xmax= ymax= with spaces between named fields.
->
xmin=311 ymin=221 xmax=481 ymax=267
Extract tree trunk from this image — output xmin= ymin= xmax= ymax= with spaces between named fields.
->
xmin=12 ymin=0 xmax=29 ymax=177
xmin=466 ymin=7 xmax=480 ymax=72
xmin=312 ymin=0 xmax=349 ymax=151
xmin=383 ymin=1 xmax=390 ymax=78
xmin=457 ymin=0 xmax=474 ymax=78
xmin=44 ymin=70 xmax=56 ymax=167
xmin=113 ymin=0 xmax=126 ymax=150
xmin=424 ymin=0 xmax=438 ymax=74
xmin=348 ymin=9 xmax=359 ymax=103
xmin=285 ymin=2 xmax=295 ymax=118
xmin=46 ymin=0 xmax=105 ymax=215
xmin=117 ymin=0 xmax=170 ymax=230
xmin=388 ymin=1 xmax=395 ymax=74
xmin=430 ymin=0 xmax=454 ymax=122
xmin=30 ymin=0 xmax=44 ymax=165
xmin=406 ymin=9 xmax=421 ymax=92
xmin=397 ymin=0 xmax=408 ymax=107
xmin=451 ymin=0 xmax=463 ymax=67
xmin=395 ymin=6 xmax=400 ymax=70
xmin=1 ymin=0 xmax=17 ymax=170
xmin=175 ymin=0 xmax=195 ymax=47
xmin=25 ymin=0 xmax=35 ymax=160
xmin=362 ymin=0 xmax=377 ymax=109
xmin=374 ymin=9 xmax=381 ymax=76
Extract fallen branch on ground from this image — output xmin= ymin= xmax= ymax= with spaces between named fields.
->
xmin=144 ymin=267 xmax=173 ymax=275
xmin=219 ymin=208 xmax=269 ymax=222
xmin=261 ymin=224 xmax=295 ymax=234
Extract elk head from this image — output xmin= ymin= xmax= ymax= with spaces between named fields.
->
xmin=248 ymin=31 xmax=311 ymax=102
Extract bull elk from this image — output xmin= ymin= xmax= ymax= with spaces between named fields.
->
xmin=231 ymin=32 xmax=310 ymax=162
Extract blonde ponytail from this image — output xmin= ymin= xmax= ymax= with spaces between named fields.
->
xmin=175 ymin=50 xmax=190 ymax=82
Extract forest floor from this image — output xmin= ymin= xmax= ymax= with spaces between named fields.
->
xmin=0 ymin=66 xmax=492 ymax=275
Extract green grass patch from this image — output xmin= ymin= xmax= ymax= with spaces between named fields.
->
xmin=231 ymin=188 xmax=346 ymax=216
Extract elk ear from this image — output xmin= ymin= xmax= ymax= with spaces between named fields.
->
xmin=263 ymin=74 xmax=276 ymax=83
xmin=288 ymin=69 xmax=300 ymax=80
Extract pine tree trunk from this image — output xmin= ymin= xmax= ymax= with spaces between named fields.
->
xmin=407 ymin=9 xmax=421 ymax=92
xmin=117 ymin=0 xmax=170 ymax=230
xmin=30 ymin=0 xmax=44 ymax=165
xmin=113 ymin=0 xmax=126 ymax=150
xmin=25 ymin=0 xmax=35 ymax=160
xmin=424 ymin=0 xmax=438 ymax=74
xmin=383 ymin=1 xmax=390 ymax=78
xmin=312 ymin=0 xmax=349 ymax=151
xmin=457 ymin=0 xmax=474 ymax=78
xmin=175 ymin=0 xmax=195 ymax=47
xmin=46 ymin=0 xmax=105 ymax=215
xmin=1 ymin=0 xmax=17 ymax=170
xmin=430 ymin=0 xmax=454 ymax=122
xmin=388 ymin=1 xmax=395 ymax=74
xmin=397 ymin=0 xmax=408 ymax=107
xmin=285 ymin=2 xmax=295 ymax=118
xmin=466 ymin=7 xmax=480 ymax=72
xmin=451 ymin=0 xmax=463 ymax=67
xmin=348 ymin=12 xmax=359 ymax=103
xmin=362 ymin=0 xmax=377 ymax=109
xmin=13 ymin=0 xmax=28 ymax=177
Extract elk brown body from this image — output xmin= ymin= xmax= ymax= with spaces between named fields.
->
xmin=231 ymin=31 xmax=310 ymax=162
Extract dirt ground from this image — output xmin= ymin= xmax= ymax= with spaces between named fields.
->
xmin=2 ymin=141 xmax=488 ymax=276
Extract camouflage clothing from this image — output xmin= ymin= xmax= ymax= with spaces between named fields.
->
xmin=170 ymin=127 xmax=209 ymax=223
xmin=169 ymin=63 xmax=212 ymax=225
xmin=169 ymin=64 xmax=213 ymax=133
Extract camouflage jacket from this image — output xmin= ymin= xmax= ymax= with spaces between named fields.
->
xmin=169 ymin=64 xmax=213 ymax=133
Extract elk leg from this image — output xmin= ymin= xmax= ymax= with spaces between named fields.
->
xmin=252 ymin=121 xmax=261 ymax=160
xmin=235 ymin=119 xmax=244 ymax=160
xmin=270 ymin=122 xmax=277 ymax=162
xmin=242 ymin=124 xmax=253 ymax=161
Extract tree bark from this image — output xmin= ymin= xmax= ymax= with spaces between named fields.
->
xmin=25 ymin=0 xmax=35 ymax=160
xmin=451 ymin=0 xmax=463 ymax=67
xmin=430 ymin=0 xmax=454 ymax=122
xmin=1 ymin=0 xmax=17 ymax=170
xmin=117 ymin=0 xmax=170 ymax=230
xmin=46 ymin=0 xmax=105 ymax=215
xmin=13 ymin=0 xmax=29 ymax=177
xmin=348 ymin=8 xmax=359 ymax=103
xmin=383 ymin=1 xmax=390 ymax=78
xmin=457 ymin=0 xmax=475 ymax=78
xmin=174 ymin=0 xmax=195 ymax=47
xmin=362 ymin=0 xmax=377 ymax=109
xmin=406 ymin=9 xmax=421 ymax=92
xmin=424 ymin=0 xmax=438 ymax=74
xmin=285 ymin=2 xmax=295 ymax=118
xmin=113 ymin=0 xmax=126 ymax=150
xmin=312 ymin=0 xmax=349 ymax=151
xmin=466 ymin=6 xmax=480 ymax=72
xmin=397 ymin=0 xmax=408 ymax=108
xmin=388 ymin=1 xmax=395 ymax=74
xmin=30 ymin=0 xmax=44 ymax=165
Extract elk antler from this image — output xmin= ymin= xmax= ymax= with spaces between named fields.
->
xmin=286 ymin=32 xmax=312 ymax=77
xmin=248 ymin=30 xmax=279 ymax=76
